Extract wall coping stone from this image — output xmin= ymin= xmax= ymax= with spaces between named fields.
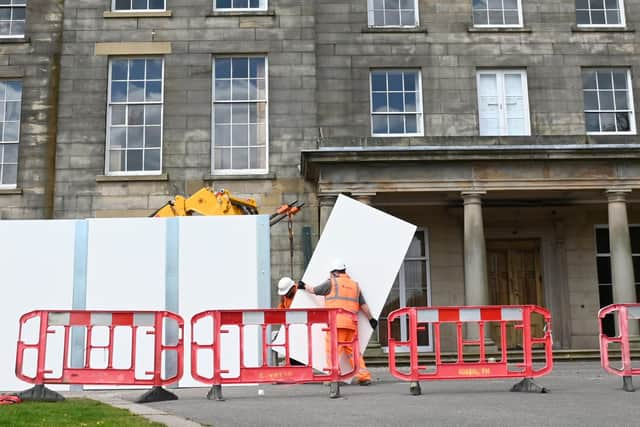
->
xmin=206 ymin=10 xmax=275 ymax=17
xmin=361 ymin=26 xmax=427 ymax=34
xmin=205 ymin=172 xmax=276 ymax=181
xmin=467 ymin=26 xmax=532 ymax=33
xmin=571 ymin=25 xmax=634 ymax=33
xmin=96 ymin=174 xmax=169 ymax=183
xmin=0 ymin=188 xmax=22 ymax=195
xmin=103 ymin=11 xmax=172 ymax=18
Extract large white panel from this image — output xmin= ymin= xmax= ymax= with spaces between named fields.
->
xmin=0 ymin=220 xmax=76 ymax=391
xmin=179 ymin=216 xmax=266 ymax=388
xmin=84 ymin=218 xmax=166 ymax=389
xmin=279 ymin=195 xmax=416 ymax=374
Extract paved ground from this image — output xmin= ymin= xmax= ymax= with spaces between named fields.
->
xmin=75 ymin=361 xmax=638 ymax=427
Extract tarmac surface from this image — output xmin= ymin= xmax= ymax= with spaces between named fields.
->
xmin=76 ymin=361 xmax=639 ymax=427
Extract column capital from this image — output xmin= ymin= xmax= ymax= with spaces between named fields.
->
xmin=461 ymin=191 xmax=486 ymax=205
xmin=318 ymin=193 xmax=339 ymax=207
xmin=351 ymin=192 xmax=376 ymax=205
xmin=606 ymin=189 xmax=632 ymax=203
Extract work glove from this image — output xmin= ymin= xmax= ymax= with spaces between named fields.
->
xmin=369 ymin=318 xmax=378 ymax=329
xmin=297 ymin=280 xmax=306 ymax=290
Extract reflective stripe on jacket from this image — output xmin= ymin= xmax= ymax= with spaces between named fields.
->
xmin=325 ymin=273 xmax=360 ymax=330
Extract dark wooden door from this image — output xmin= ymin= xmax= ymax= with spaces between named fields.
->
xmin=487 ymin=239 xmax=544 ymax=348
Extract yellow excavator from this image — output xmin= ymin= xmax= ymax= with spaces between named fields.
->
xmin=151 ymin=187 xmax=303 ymax=227
xmin=151 ymin=187 xmax=304 ymax=274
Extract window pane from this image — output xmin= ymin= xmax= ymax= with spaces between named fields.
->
xmin=584 ymin=92 xmax=599 ymax=110
xmin=127 ymin=127 xmax=143 ymax=148
xmin=145 ymin=126 xmax=161 ymax=148
xmin=129 ymin=59 xmax=145 ymax=80
xmin=576 ymin=10 xmax=590 ymax=25
xmin=582 ymin=71 xmax=597 ymax=89
xmin=215 ymin=104 xmax=231 ymax=123
xmin=388 ymin=73 xmax=403 ymax=91
xmin=111 ymin=105 xmax=126 ymax=125
xmin=109 ymin=127 xmax=126 ymax=149
xmin=216 ymin=58 xmax=231 ymax=79
xmin=145 ymin=105 xmax=161 ymax=125
xmin=215 ymin=125 xmax=231 ymax=146
xmin=616 ymin=112 xmax=630 ymax=132
xmin=371 ymin=73 xmax=387 ymax=91
xmin=599 ymin=91 xmax=614 ymax=110
xmin=613 ymin=72 xmax=627 ymax=89
xmin=215 ymin=80 xmax=231 ymax=101
xmin=1 ymin=164 xmax=16 ymax=185
xmin=214 ymin=147 xmax=231 ymax=169
xmin=388 ymin=93 xmax=403 ymax=112
xmin=585 ymin=112 xmax=600 ymax=131
xmin=372 ymin=115 xmax=388 ymax=134
xmin=600 ymin=113 xmax=616 ymax=131
xmin=126 ymin=149 xmax=143 ymax=171
xmin=597 ymin=256 xmax=612 ymax=284
xmin=109 ymin=150 xmax=125 ymax=172
xmin=596 ymin=228 xmax=610 ymax=253
xmin=128 ymin=81 xmax=144 ymax=102
xmin=128 ymin=105 xmax=144 ymax=126
xmin=232 ymin=58 xmax=249 ymax=78
xmin=144 ymin=148 xmax=161 ymax=171
xmin=405 ymin=115 xmax=417 ymax=133
xmin=232 ymin=148 xmax=249 ymax=169
xmin=389 ymin=115 xmax=404 ymax=133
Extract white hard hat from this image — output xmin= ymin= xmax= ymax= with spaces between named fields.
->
xmin=277 ymin=277 xmax=296 ymax=296
xmin=329 ymin=259 xmax=346 ymax=272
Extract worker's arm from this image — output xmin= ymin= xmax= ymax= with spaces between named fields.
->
xmin=359 ymin=293 xmax=378 ymax=329
xmin=297 ymin=279 xmax=331 ymax=296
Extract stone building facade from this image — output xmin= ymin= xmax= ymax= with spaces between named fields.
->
xmin=3 ymin=0 xmax=640 ymax=350
xmin=0 ymin=0 xmax=63 ymax=219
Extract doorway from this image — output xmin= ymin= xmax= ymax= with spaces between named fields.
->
xmin=486 ymin=239 xmax=544 ymax=348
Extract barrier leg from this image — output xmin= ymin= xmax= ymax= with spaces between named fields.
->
xmin=409 ymin=381 xmax=421 ymax=396
xmin=329 ymin=382 xmax=340 ymax=399
xmin=18 ymin=384 xmax=65 ymax=402
xmin=622 ymin=376 xmax=635 ymax=392
xmin=135 ymin=386 xmax=178 ymax=403
xmin=206 ymin=385 xmax=224 ymax=401
xmin=510 ymin=378 xmax=549 ymax=393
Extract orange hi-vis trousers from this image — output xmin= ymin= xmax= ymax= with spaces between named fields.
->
xmin=325 ymin=328 xmax=371 ymax=383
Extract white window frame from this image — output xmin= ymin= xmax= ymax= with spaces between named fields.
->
xmin=380 ymin=229 xmax=433 ymax=353
xmin=211 ymin=56 xmax=269 ymax=175
xmin=367 ymin=0 xmax=420 ymax=28
xmin=213 ymin=0 xmax=268 ymax=12
xmin=583 ymin=68 xmax=636 ymax=135
xmin=576 ymin=0 xmax=626 ymax=28
xmin=472 ymin=0 xmax=524 ymax=28
xmin=476 ymin=69 xmax=531 ymax=136
xmin=369 ymin=69 xmax=424 ymax=137
xmin=111 ymin=0 xmax=166 ymax=12
xmin=105 ymin=57 xmax=165 ymax=176
xmin=0 ymin=80 xmax=22 ymax=189
xmin=0 ymin=0 xmax=26 ymax=39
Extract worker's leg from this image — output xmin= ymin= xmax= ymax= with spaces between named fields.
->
xmin=339 ymin=329 xmax=371 ymax=383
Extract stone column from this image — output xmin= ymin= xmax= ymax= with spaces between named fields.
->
xmin=462 ymin=191 xmax=490 ymax=342
xmin=350 ymin=192 xmax=383 ymax=356
xmin=607 ymin=190 xmax=639 ymax=336
xmin=318 ymin=193 xmax=338 ymax=235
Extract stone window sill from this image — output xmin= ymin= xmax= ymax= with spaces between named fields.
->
xmin=361 ymin=26 xmax=427 ymax=34
xmin=467 ymin=26 xmax=532 ymax=33
xmin=206 ymin=10 xmax=275 ymax=17
xmin=205 ymin=172 xmax=276 ymax=181
xmin=103 ymin=11 xmax=173 ymax=18
xmin=0 ymin=187 xmax=22 ymax=195
xmin=96 ymin=174 xmax=169 ymax=183
xmin=0 ymin=36 xmax=29 ymax=44
xmin=571 ymin=25 xmax=634 ymax=33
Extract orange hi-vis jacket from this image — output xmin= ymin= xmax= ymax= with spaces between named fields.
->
xmin=324 ymin=273 xmax=360 ymax=330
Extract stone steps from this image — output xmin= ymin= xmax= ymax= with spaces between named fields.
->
xmin=364 ymin=348 xmax=640 ymax=367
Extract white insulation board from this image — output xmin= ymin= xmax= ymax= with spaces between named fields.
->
xmin=179 ymin=216 xmax=267 ymax=387
xmin=0 ymin=220 xmax=76 ymax=392
xmin=278 ymin=195 xmax=416 ymax=373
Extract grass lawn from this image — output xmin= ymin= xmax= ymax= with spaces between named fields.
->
xmin=0 ymin=398 xmax=165 ymax=426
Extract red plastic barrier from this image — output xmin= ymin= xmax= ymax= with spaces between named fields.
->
xmin=191 ymin=308 xmax=359 ymax=399
xmin=16 ymin=310 xmax=183 ymax=388
xmin=388 ymin=305 xmax=552 ymax=393
xmin=599 ymin=303 xmax=640 ymax=392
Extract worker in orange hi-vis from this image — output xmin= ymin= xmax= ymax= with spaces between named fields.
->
xmin=297 ymin=259 xmax=377 ymax=387
xmin=277 ymin=277 xmax=297 ymax=309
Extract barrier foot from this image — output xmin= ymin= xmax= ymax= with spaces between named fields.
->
xmin=206 ymin=385 xmax=225 ymax=401
xmin=135 ymin=386 xmax=178 ymax=403
xmin=18 ymin=384 xmax=65 ymax=402
xmin=510 ymin=378 xmax=548 ymax=393
xmin=409 ymin=381 xmax=421 ymax=396
xmin=622 ymin=376 xmax=635 ymax=392
xmin=329 ymin=382 xmax=340 ymax=399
